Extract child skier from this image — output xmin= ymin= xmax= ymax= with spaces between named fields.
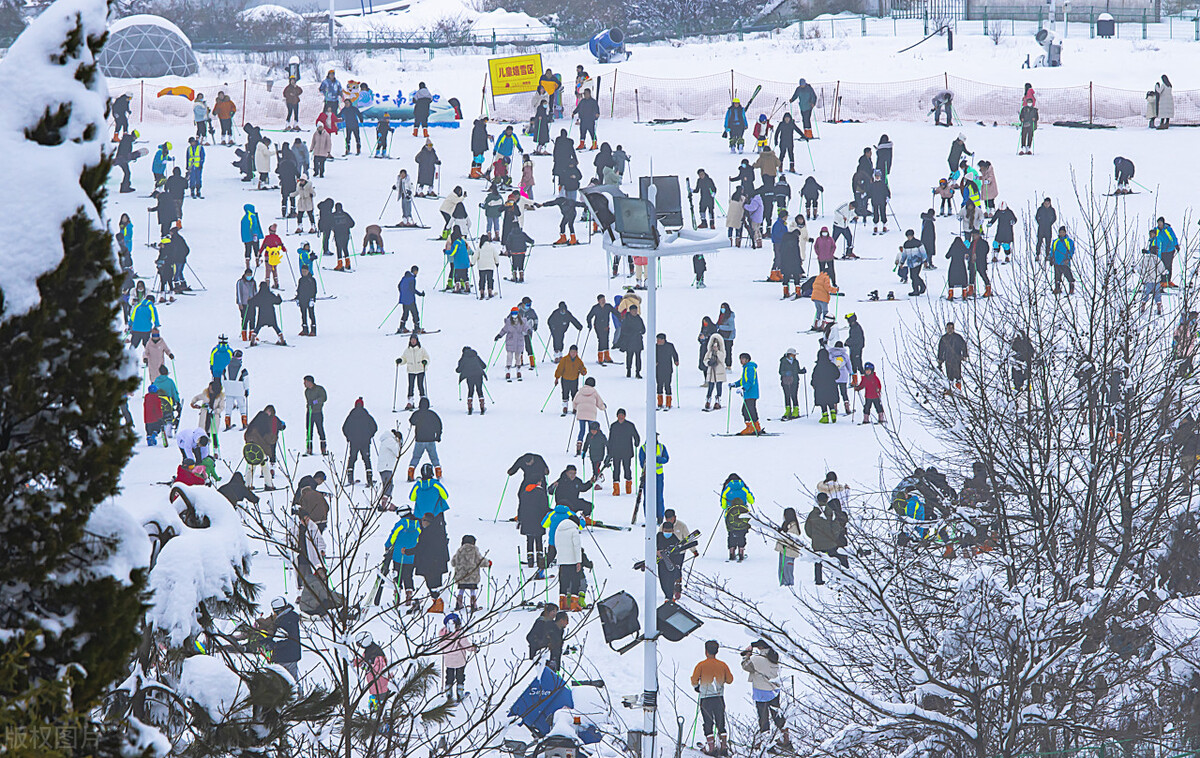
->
xmin=450 ymin=535 xmax=490 ymax=612
xmin=438 ymin=612 xmax=475 ymax=703
xmin=261 ymin=224 xmax=285 ymax=289
xmin=721 ymin=473 xmax=754 ymax=562
xmin=752 ymin=114 xmax=772 ymax=152
xmin=855 ymin=362 xmax=886 ymax=425
xmin=800 ymin=176 xmax=822 ymax=219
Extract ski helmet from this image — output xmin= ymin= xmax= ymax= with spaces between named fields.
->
xmin=218 ymin=334 xmax=228 ymax=343
xmin=443 ymin=612 xmax=461 ymax=629
xmin=421 ymin=463 xmax=435 ymax=480
xmin=355 ymin=631 xmax=374 ymax=647
xmin=864 ymin=362 xmax=875 ymax=371
xmin=148 ymin=384 xmax=159 ymax=393
xmin=758 ymin=114 xmax=767 ymax=123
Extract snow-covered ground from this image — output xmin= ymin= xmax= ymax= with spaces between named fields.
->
xmin=107 ymin=25 xmax=1194 ymax=755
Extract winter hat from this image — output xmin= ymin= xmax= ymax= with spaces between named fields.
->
xmin=354 ymin=397 xmax=364 ymax=407
xmin=584 ymin=377 xmax=596 ymax=386
xmin=148 ymin=384 xmax=159 ymax=392
xmin=786 ymin=348 xmax=797 ymax=356
xmin=396 ymin=504 xmax=413 ymax=517
xmin=355 ymin=631 xmax=373 ymax=647
xmin=820 ymin=226 xmax=829 ymax=234
xmin=271 ymin=597 xmax=289 ymax=611
xmin=957 ymin=132 xmax=966 ymax=141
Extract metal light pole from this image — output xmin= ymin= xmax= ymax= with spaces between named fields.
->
xmin=641 ymin=248 xmax=659 ymax=758
xmin=329 ymin=0 xmax=336 ymax=52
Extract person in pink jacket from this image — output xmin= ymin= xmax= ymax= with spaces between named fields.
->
xmin=142 ymin=328 xmax=174 ymax=380
xmin=571 ymin=377 xmax=606 ymax=454
xmin=813 ymin=227 xmax=838 ymax=286
xmin=354 ymin=632 xmax=392 ymax=711
xmin=438 ymin=612 xmax=476 ymax=702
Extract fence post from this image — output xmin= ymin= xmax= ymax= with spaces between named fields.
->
xmin=1195 ymin=13 xmax=1199 ymax=42
xmin=610 ymin=69 xmax=617 ymax=118
xmin=924 ymin=7 xmax=929 ymax=36
xmin=241 ymin=79 xmax=247 ymax=127
xmin=1142 ymin=10 xmax=1147 ymax=39
xmin=982 ymin=8 xmax=988 ymax=35
xmin=491 ymin=29 xmax=496 ymax=54
xmin=832 ymin=80 xmax=840 ymax=122
xmin=1038 ymin=6 xmax=1043 ymax=28
xmin=429 ymin=34 xmax=434 ymax=60
xmin=139 ymin=80 xmax=144 ymax=123
xmin=730 ymin=70 xmax=735 ymax=101
xmin=1088 ymin=81 xmax=1093 ymax=124
xmin=737 ymin=19 xmax=743 ymax=41
xmin=797 ymin=20 xmax=804 ymax=38
xmin=1089 ymin=9 xmax=1095 ymax=38
xmin=861 ymin=14 xmax=866 ymax=36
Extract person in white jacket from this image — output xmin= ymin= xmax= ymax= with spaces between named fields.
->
xmin=471 ymin=234 xmax=500 ymax=299
xmin=222 ymin=350 xmax=250 ymax=430
xmin=554 ymin=512 xmax=584 ymax=611
xmin=255 ymin=137 xmax=274 ymax=189
xmin=394 ymin=169 xmax=416 ymax=226
xmin=832 ymin=200 xmax=856 ymax=258
xmin=741 ymin=642 xmax=791 ymax=751
xmin=190 ymin=379 xmax=226 ymax=436
xmin=398 ymin=334 xmax=431 ymax=410
xmin=376 ymin=426 xmax=405 ymax=505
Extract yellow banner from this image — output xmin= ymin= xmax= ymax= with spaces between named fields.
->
xmin=488 ymin=53 xmax=543 ymax=97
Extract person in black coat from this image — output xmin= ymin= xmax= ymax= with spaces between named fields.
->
xmin=920 ymin=209 xmax=938 ymax=270
xmin=330 ymin=202 xmax=355 ymax=271
xmin=695 ymin=169 xmax=717 ymax=228
xmin=573 ymin=90 xmax=600 ymax=148
xmin=341 ymin=398 xmax=378 ymax=486
xmin=414 ymin=511 xmax=450 ymax=611
xmin=408 ymin=397 xmax=442 ymax=479
xmin=516 ymin=476 xmax=550 ymax=572
xmin=655 ymin=333 xmax=680 ymax=408
xmin=412 ymin=83 xmax=433 ymax=135
xmin=774 ymin=113 xmax=800 ymax=173
xmin=248 ymin=281 xmax=285 ymax=345
xmin=967 ymin=229 xmax=990 ymax=296
xmin=587 ymin=295 xmax=618 ymax=365
xmin=552 ymin=129 xmax=576 ymax=183
xmin=549 ymin=465 xmax=597 ymax=517
xmin=317 ymin=197 xmax=336 ymax=256
xmin=876 ymin=135 xmax=893 ymax=177
xmin=297 ymin=265 xmax=318 ymax=336
xmin=162 ymin=166 xmax=188 ymax=220
xmin=547 ymin=302 xmax=583 ymax=361
xmin=415 ymin=142 xmax=440 ymax=196
xmin=607 ymin=408 xmax=641 ymax=494
xmin=937 ymin=322 xmax=968 ymax=388
xmin=618 ymin=304 xmax=646 ymax=378
xmin=811 ymin=347 xmax=840 ymax=422
xmin=593 ymin=142 xmax=614 ymax=183
xmin=946 ymin=236 xmax=969 ymax=299
xmin=844 ymin=313 xmax=865 ymax=383
xmin=526 ymin=603 xmax=558 ymax=659
xmin=470 ymin=117 xmax=492 ymax=174
xmin=148 ymin=187 xmax=179 ymax=237
xmin=800 ymin=176 xmax=822 ymax=219
xmin=533 ymin=102 xmax=551 ymax=153
xmin=339 ymin=101 xmax=363 ymax=154
xmin=505 ymin=223 xmax=534 ymax=282
xmin=988 ymin=203 xmax=1018 ymax=263
xmin=1034 ymin=198 xmax=1057 ymax=262
xmin=277 ymin=147 xmax=299 ymax=218
xmin=455 ymin=346 xmax=488 ymax=414
xmin=779 ymin=223 xmax=805 ymax=298
xmin=697 ymin=317 xmax=718 ymax=376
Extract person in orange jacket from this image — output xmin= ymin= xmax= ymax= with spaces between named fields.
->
xmin=810 ymin=270 xmax=838 ymax=331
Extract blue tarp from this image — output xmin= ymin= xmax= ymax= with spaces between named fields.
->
xmin=508 ymin=666 xmax=574 ymax=737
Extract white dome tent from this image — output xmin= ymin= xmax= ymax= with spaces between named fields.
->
xmin=98 ymin=15 xmax=199 ymax=79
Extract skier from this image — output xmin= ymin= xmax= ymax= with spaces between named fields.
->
xmin=1139 ymin=246 xmax=1167 ymax=315
xmin=779 ymin=348 xmax=803 ymax=420
xmin=1018 ymin=97 xmax=1038 ymax=154
xmin=799 ymin=176 xmax=822 ymax=220
xmin=374 ymin=112 xmax=393 ymax=158
xmin=496 ymin=309 xmax=531 ymax=382
xmin=151 ymin=141 xmax=172 ymax=188
xmin=867 ymin=170 xmax=890 ymax=234
xmin=752 ymin=114 xmax=773 ymax=152
xmin=339 ymin=98 xmax=362 ymax=155
xmin=536 ymin=195 xmax=587 ymax=246
xmin=444 ymin=228 xmax=472 ymax=294
xmin=397 ymin=334 xmax=431 ymax=410
xmin=382 ymin=505 xmax=421 ymax=611
xmin=450 ymin=346 xmax=486 ymax=416
xmin=310 ymin=123 xmax=332 ymax=178
xmin=638 ymin=435 xmax=669 ymax=523
xmin=414 ymin=508 xmax=450 ymax=614
xmin=510 ymin=457 xmax=550 ymax=575
xmin=1153 ymin=216 xmax=1179 ymax=285
xmin=1050 ymin=226 xmax=1076 ymax=295
xmin=855 ymin=362 xmax=885 ymax=425
xmin=415 ymin=140 xmax=441 ymax=198
xmin=412 ymin=82 xmax=434 ymax=137
xmin=244 ymin=405 xmax=285 ymax=489
xmin=1113 ymin=156 xmax=1136 ymax=195
xmin=617 ymin=303 xmax=646 ymax=378
xmin=931 ymin=90 xmax=953 ymax=126
xmin=978 ymin=160 xmax=999 ymax=217
xmin=340 ymin=398 xmax=378 ymax=486
xmin=716 ymin=303 xmax=736 ymax=368
xmin=470 ymin=235 xmax=499 ymax=300
xmin=282 ymin=77 xmax=302 ymax=131
xmin=394 ymin=266 xmax=425 ymax=335
xmin=241 ymin=203 xmax=263 ymax=267
xmin=832 ymin=201 xmax=856 ymax=258
xmin=292 ymin=176 xmax=316 ymax=232
xmin=898 ymin=229 xmax=928 ymax=296
xmin=703 ymin=329 xmax=726 ymax=411
xmin=143 ymin=385 xmax=165 ymax=446
xmin=213 ymin=92 xmax=236 ymax=145
xmin=805 ymin=499 xmax=848 ymax=585
xmin=811 ymin=347 xmax=839 ymax=423
xmin=408 ymin=398 xmax=443 ymax=480
xmin=504 ymin=221 xmax=534 ymax=283
xmin=185 ymin=137 xmax=204 ymax=199
xmin=261 ymin=224 xmax=285 ymax=290
xmin=221 ymin=351 xmax=249 ymax=431
xmin=571 ymin=377 xmax=607 ymax=454
xmin=586 ymin=294 xmax=618 ymax=365
xmin=810 ymin=268 xmax=837 ymax=332
xmin=573 ymin=89 xmax=600 ymax=150
xmin=547 ymin=302 xmax=583 ymax=362
xmin=520 ymin=154 xmax=536 ymax=198
xmin=731 ymin=353 xmax=762 ymax=435
xmin=607 ymin=408 xmax=640 ymax=496
xmin=774 ymin=113 xmax=799 ymax=173
xmin=695 ymin=169 xmax=717 ymax=228
xmin=1035 ymin=197 xmax=1056 ymax=261
xmin=330 ymin=202 xmax=355 ymax=272
xmin=254 ymin=136 xmax=273 ymax=190
xmin=937 ymin=322 xmax=968 ymax=390
xmin=439 ymin=187 xmax=470 ymax=239
xmin=722 ymin=98 xmax=748 ymax=153
xmin=721 ymin=474 xmax=754 ymax=560
xmin=788 ymin=77 xmax=817 ymax=138
xmin=580 ymin=422 xmax=607 ymax=484
xmin=945 ymin=235 xmax=969 ymax=300
xmin=142 ymin=328 xmax=174 ymax=381
xmin=554 ymin=345 xmax=587 ymax=416
xmin=469 ymin=117 xmax=492 ymax=177
xmin=301 ymin=375 xmax=327 ymax=455
xmin=655 ymin=334 xmax=679 ymax=410
xmin=268 ymin=598 xmax=302 ymax=683
xmin=988 ymin=203 xmax=1017 ymax=263
xmin=691 ymin=640 xmax=735 ymax=757
xmin=947 ymin=132 xmax=972 ymax=173
xmin=319 ymin=69 xmax=342 ymax=111
xmin=450 ymin=535 xmax=489 ymax=613
xmin=114 ymin=130 xmax=137 ymax=193
xmin=247 ymin=281 xmax=285 ymax=346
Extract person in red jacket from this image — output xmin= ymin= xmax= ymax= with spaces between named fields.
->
xmin=144 ymin=384 xmax=165 ymax=446
xmin=855 ymin=362 xmax=885 ymax=425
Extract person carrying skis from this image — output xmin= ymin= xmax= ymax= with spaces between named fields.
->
xmin=721 ymin=474 xmax=754 ymax=561
xmin=554 ymin=345 xmax=587 ymax=415
xmin=789 ymin=78 xmax=817 ymax=138
xmin=692 ymin=640 xmax=735 ymax=756
xmin=695 ymin=169 xmax=717 ymax=229
xmin=342 ymin=398 xmax=378 ymax=486
xmin=1018 ymin=97 xmax=1038 ymax=155
xmin=608 ymin=408 xmax=640 ymax=497
xmin=937 ymin=322 xmax=968 ymax=390
xmin=723 ymin=98 xmax=748 ymax=153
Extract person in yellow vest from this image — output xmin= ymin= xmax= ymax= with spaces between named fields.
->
xmin=261 ymin=223 xmax=286 ymax=290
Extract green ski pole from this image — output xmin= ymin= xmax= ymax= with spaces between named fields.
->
xmin=492 ymin=474 xmax=511 ymax=522
xmin=377 ymin=302 xmax=400 ymax=330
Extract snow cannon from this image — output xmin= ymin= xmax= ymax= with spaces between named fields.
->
xmin=1034 ymin=28 xmax=1062 ymax=67
xmin=589 ymin=28 xmax=630 ymax=64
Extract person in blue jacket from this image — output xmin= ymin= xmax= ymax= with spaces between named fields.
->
xmin=241 ymin=204 xmax=263 ymax=267
xmin=723 ymin=99 xmax=748 ymax=153
xmin=209 ymin=334 xmax=233 ymax=380
xmin=396 ymin=265 xmax=425 ymax=334
xmin=638 ymin=436 xmax=669 ymax=523
xmin=731 ymin=352 xmax=763 ymax=435
xmin=542 ymin=502 xmax=578 ymax=548
xmin=788 ymin=78 xmax=817 ymax=137
xmin=1152 ymin=216 xmax=1179 ymax=286
xmin=769 ymin=209 xmax=789 ymax=277
xmin=1050 ymin=226 xmax=1075 ymax=296
xmin=495 ymin=125 xmax=522 ymax=167
xmin=383 ymin=504 xmax=421 ymax=609
xmin=447 ymin=231 xmax=472 ymax=294
xmin=151 ymin=141 xmax=172 ymax=187
xmin=129 ymin=295 xmax=159 ymax=348
xmin=410 ymin=464 xmax=449 ymax=522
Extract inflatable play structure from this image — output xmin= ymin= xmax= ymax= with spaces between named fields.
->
xmin=344 ymin=81 xmax=463 ymax=126
xmin=589 ymin=28 xmax=630 ymax=64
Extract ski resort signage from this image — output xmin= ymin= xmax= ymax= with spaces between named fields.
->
xmin=488 ymin=53 xmax=542 ymax=96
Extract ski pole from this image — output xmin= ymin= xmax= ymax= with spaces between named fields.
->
xmin=378 ymin=186 xmax=395 ymax=220
xmin=486 ymin=338 xmax=501 ymax=368
xmin=492 ymin=474 xmax=511 ymax=522
xmin=482 ymin=381 xmax=495 ymax=403
xmin=392 ymin=363 xmax=400 ymax=412
xmin=540 ymin=383 xmax=557 ymax=413
xmin=725 ymin=390 xmax=732 ymax=434
xmin=674 ymin=370 xmax=681 ymax=409
xmin=377 ymin=302 xmax=400 ymax=330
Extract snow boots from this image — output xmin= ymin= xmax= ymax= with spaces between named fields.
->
xmin=469 ymin=165 xmax=482 ymax=179
xmin=407 ymin=466 xmax=416 ymax=482
xmin=529 ymin=354 xmax=536 ymax=368
xmin=577 ymin=139 xmax=585 ymax=149
xmin=479 ymin=398 xmax=486 ymax=415
xmin=575 ymin=440 xmax=583 ymax=455
xmin=555 ymin=234 xmax=568 ymax=245
xmin=625 ymin=480 xmax=633 ymax=494
xmin=613 ymin=481 xmax=621 ymax=496
xmin=569 ymin=234 xmax=578 ymax=245
xmin=427 ymin=597 xmax=444 ymax=614
xmin=468 ymin=398 xmax=474 ymax=415
xmin=569 ymin=594 xmax=583 ymax=612
xmin=657 ymin=394 xmax=664 ymax=409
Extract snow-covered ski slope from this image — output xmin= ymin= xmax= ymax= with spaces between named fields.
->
xmin=108 ymin=25 xmax=1195 ymax=755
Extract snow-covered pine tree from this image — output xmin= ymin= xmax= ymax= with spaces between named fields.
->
xmin=0 ymin=0 xmax=145 ymax=753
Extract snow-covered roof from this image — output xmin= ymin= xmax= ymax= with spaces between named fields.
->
xmin=108 ymin=14 xmax=193 ymax=48
xmin=239 ymin=4 xmax=305 ymax=23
